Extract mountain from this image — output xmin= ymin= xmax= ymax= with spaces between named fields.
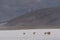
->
xmin=0 ymin=0 xmax=41 ymax=21
xmin=1 ymin=0 xmax=60 ymax=21
xmin=3 ymin=7 xmax=60 ymax=27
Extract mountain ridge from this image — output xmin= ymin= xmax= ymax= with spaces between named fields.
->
xmin=4 ymin=7 xmax=60 ymax=26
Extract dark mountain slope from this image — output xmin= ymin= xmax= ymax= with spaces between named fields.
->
xmin=5 ymin=7 xmax=60 ymax=26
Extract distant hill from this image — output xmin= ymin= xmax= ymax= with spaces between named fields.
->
xmin=0 ymin=0 xmax=41 ymax=21
xmin=4 ymin=7 xmax=60 ymax=27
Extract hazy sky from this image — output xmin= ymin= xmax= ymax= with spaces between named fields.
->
xmin=40 ymin=0 xmax=60 ymax=8
xmin=0 ymin=0 xmax=60 ymax=21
